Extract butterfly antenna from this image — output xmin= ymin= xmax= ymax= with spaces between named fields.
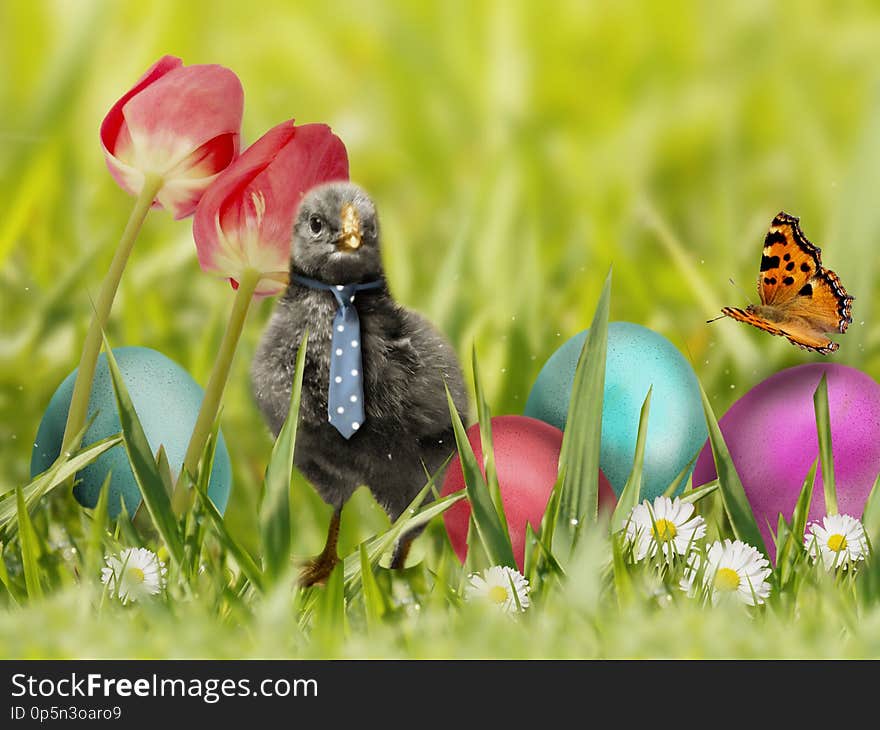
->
xmin=729 ymin=277 xmax=754 ymax=306
xmin=706 ymin=314 xmax=726 ymax=324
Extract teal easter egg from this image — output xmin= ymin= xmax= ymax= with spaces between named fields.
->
xmin=524 ymin=321 xmax=707 ymax=499
xmin=30 ymin=347 xmax=232 ymax=519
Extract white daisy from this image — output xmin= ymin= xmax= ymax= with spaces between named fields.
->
xmin=101 ymin=547 xmax=167 ymax=604
xmin=622 ymin=496 xmax=706 ymax=563
xmin=465 ymin=566 xmax=530 ymax=614
xmin=680 ymin=539 xmax=771 ymax=606
xmin=805 ymin=513 xmax=867 ymax=571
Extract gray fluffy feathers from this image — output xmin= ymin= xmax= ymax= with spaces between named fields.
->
xmin=250 ymin=182 xmax=467 ymax=521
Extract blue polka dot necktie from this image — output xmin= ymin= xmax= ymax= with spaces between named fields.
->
xmin=292 ymin=274 xmax=383 ymax=439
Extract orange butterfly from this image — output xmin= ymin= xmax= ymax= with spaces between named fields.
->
xmin=720 ymin=212 xmax=854 ymax=354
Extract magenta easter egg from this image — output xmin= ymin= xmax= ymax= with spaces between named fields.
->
xmin=441 ymin=415 xmax=616 ymax=570
xmin=693 ymin=363 xmax=880 ymax=559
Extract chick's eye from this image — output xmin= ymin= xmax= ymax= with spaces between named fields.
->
xmin=308 ymin=215 xmax=324 ymax=235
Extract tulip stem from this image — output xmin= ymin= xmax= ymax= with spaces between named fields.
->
xmin=61 ymin=174 xmax=164 ymax=455
xmin=177 ymin=268 xmax=260 ymax=501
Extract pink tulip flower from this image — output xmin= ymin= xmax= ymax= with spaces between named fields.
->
xmin=100 ymin=55 xmax=244 ymax=219
xmin=193 ymin=120 xmax=349 ymax=297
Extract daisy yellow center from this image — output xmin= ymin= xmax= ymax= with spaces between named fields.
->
xmin=652 ymin=519 xmax=677 ymax=541
xmin=125 ymin=566 xmax=146 ymax=584
xmin=713 ymin=567 xmax=740 ymax=592
xmin=827 ymin=533 xmax=847 ymax=552
xmin=488 ymin=585 xmax=509 ymax=604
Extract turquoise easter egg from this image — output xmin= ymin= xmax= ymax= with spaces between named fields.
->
xmin=524 ymin=321 xmax=707 ymax=499
xmin=30 ymin=347 xmax=232 ymax=519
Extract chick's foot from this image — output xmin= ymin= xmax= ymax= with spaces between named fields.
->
xmin=298 ymin=552 xmax=340 ymax=587
xmin=297 ymin=506 xmax=343 ymax=587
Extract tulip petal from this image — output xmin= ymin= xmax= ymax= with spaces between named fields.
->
xmin=193 ymin=122 xmax=297 ymax=282
xmin=156 ymin=170 xmax=222 ymax=221
xmin=235 ymin=123 xmax=349 ymax=248
xmin=100 ymin=55 xmax=183 ymax=162
xmin=166 ymin=132 xmax=238 ymax=181
xmin=102 ymin=154 xmax=147 ymax=205
xmin=192 ymin=120 xmax=349 ymax=298
xmin=121 ymin=64 xmax=243 ymax=176
xmin=156 ymin=133 xmax=239 ymax=219
xmin=100 ymin=57 xmax=243 ymax=217
xmin=214 ymin=123 xmax=348 ymax=253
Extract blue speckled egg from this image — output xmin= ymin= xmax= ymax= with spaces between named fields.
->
xmin=30 ymin=347 xmax=232 ymax=519
xmin=524 ymin=321 xmax=707 ymax=499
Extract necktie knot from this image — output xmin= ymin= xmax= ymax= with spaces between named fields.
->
xmin=329 ymin=284 xmax=359 ymax=310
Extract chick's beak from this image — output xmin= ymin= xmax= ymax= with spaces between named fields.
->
xmin=337 ymin=203 xmax=362 ymax=252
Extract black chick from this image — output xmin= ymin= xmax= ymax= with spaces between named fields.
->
xmin=251 ymin=181 xmax=468 ymax=585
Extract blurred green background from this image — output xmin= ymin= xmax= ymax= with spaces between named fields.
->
xmin=2 ymin=0 xmax=880 ymax=556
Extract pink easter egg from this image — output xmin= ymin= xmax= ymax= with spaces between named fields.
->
xmin=441 ymin=415 xmax=616 ymax=570
xmin=693 ymin=363 xmax=880 ymax=561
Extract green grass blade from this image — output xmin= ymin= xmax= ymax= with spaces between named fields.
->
xmin=524 ymin=522 xmax=538 ymax=580
xmin=557 ymin=268 xmax=611 ymax=545
xmin=791 ymin=461 xmax=818 ymax=543
xmin=0 ymin=433 xmax=121 ymax=531
xmin=132 ymin=470 xmax=164 ymax=543
xmin=679 ymin=481 xmax=718 ymax=505
xmin=102 ymin=340 xmax=184 ymax=565
xmin=314 ymin=562 xmax=345 ymax=647
xmin=85 ymin=472 xmax=112 ymax=577
xmin=537 ymin=472 xmax=564 ymax=556
xmin=184 ymin=425 xmax=220 ymax=579
xmin=813 ymin=374 xmax=838 ymax=516
xmin=699 ymin=381 xmax=767 ymax=557
xmin=429 ymin=550 xmax=460 ymax=609
xmin=862 ymin=469 xmax=880 ymax=550
xmin=261 ymin=331 xmax=307 ymax=585
xmin=528 ymin=523 xmax=565 ymax=578
xmin=114 ymin=497 xmax=143 ymax=548
xmin=662 ymin=453 xmax=699 ymax=498
xmin=343 ymin=487 xmax=465 ymax=587
xmin=777 ymin=463 xmax=816 ymax=586
xmin=611 ymin=533 xmax=633 ymax=607
xmin=193 ymin=481 xmax=264 ymax=593
xmin=610 ymin=387 xmax=651 ymax=532
xmin=16 ymin=488 xmax=43 ymax=600
xmin=472 ymin=346 xmax=510 ymax=539
xmin=860 ymin=470 xmax=880 ymax=600
xmin=445 ymin=384 xmax=516 ymax=568
xmin=154 ymin=445 xmax=174 ymax=498
xmin=774 ymin=513 xmax=791 ymax=557
xmin=0 ymin=543 xmax=20 ymax=607
xmin=0 ymin=414 xmax=94 ymax=501
xmin=507 ymin=570 xmax=524 ymax=612
xmin=528 ymin=474 xmax=568 ymax=583
xmin=359 ymin=543 xmax=386 ymax=630
xmin=463 ymin=512 xmax=489 ymax=576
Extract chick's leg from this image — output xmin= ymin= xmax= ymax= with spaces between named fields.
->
xmin=299 ymin=506 xmax=343 ymax=587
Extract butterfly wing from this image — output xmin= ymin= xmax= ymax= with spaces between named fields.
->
xmin=721 ymin=306 xmax=786 ymax=337
xmin=721 ymin=306 xmax=839 ymax=354
xmin=720 ymin=211 xmax=854 ymax=355
xmin=756 ymin=212 xmax=822 ymax=306
xmin=777 ymin=320 xmax=840 ymax=354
